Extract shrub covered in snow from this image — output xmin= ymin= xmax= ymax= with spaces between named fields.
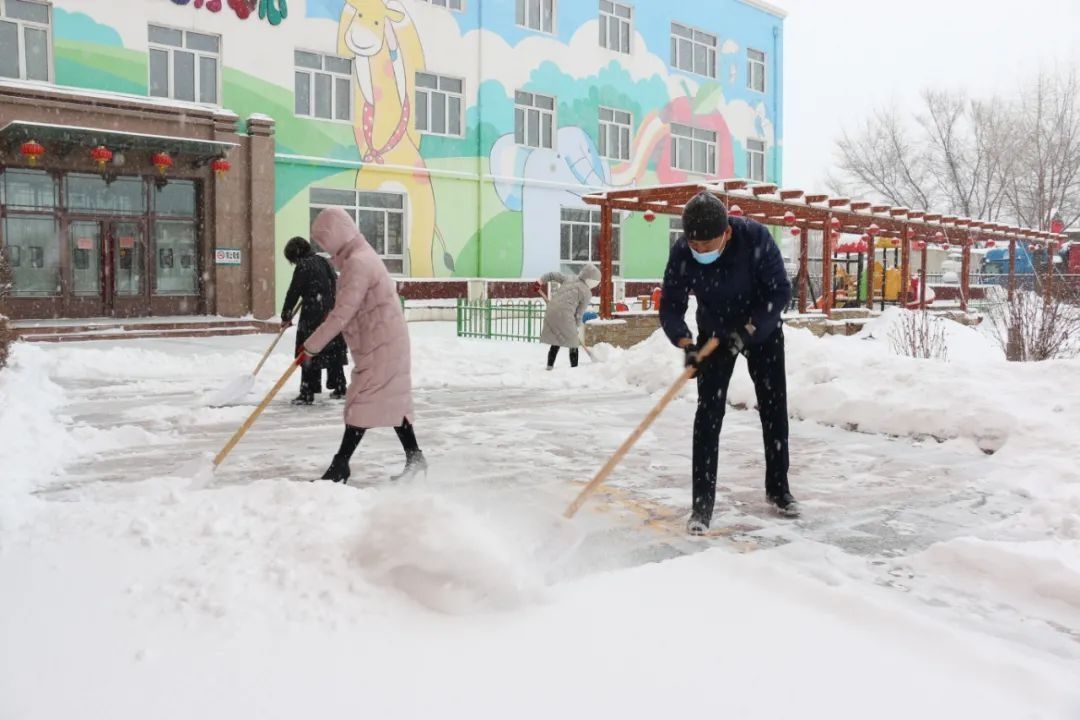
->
xmin=0 ymin=253 xmax=12 ymax=371
xmin=888 ymin=310 xmax=949 ymax=361
xmin=986 ymin=291 xmax=1080 ymax=362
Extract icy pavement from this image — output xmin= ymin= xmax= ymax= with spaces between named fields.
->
xmin=2 ymin=317 xmax=1079 ymax=718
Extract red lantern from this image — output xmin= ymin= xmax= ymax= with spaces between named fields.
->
xmin=867 ymin=223 xmax=880 ymax=237
xmin=20 ymin=139 xmax=45 ymax=166
xmin=152 ymin=151 xmax=173 ymax=175
xmin=729 ymin=204 xmax=743 ymax=218
xmin=934 ymin=231 xmax=945 ymax=242
xmin=90 ymin=145 xmax=113 ymax=172
xmin=891 ymin=237 xmax=901 ymax=248
xmin=790 ymin=226 xmax=802 ymax=238
xmin=915 ymin=240 xmax=927 ymax=251
xmin=211 ymin=157 xmax=231 ymax=178
xmin=986 ymin=240 xmax=996 ymax=248
xmin=783 ymin=211 xmax=796 ymax=226
xmin=905 ymin=227 xmax=915 ymax=239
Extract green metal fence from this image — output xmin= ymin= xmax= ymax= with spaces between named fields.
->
xmin=456 ymin=298 xmax=545 ymax=342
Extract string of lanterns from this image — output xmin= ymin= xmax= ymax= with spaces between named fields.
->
xmin=18 ymin=138 xmax=229 ymax=180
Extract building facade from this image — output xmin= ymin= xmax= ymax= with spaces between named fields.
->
xmin=0 ymin=0 xmax=784 ymax=319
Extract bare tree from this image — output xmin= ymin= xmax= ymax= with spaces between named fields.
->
xmin=1004 ymin=68 xmax=1080 ymax=230
xmin=986 ymin=290 xmax=1080 ymax=361
xmin=833 ymin=67 xmax=1079 ymax=230
xmin=889 ymin=310 xmax=949 ymax=361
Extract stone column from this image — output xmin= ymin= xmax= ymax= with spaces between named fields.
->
xmin=247 ymin=115 xmax=277 ymax=319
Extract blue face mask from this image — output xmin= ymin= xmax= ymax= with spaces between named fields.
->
xmin=691 ymin=248 xmax=722 ymax=265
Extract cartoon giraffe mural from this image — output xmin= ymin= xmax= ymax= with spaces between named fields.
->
xmin=337 ymin=0 xmax=445 ymax=276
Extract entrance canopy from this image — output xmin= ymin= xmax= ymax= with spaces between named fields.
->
xmin=0 ymin=120 xmax=236 ymax=165
xmin=583 ymin=180 xmax=1066 ymax=317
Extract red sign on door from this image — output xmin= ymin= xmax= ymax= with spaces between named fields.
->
xmin=76 ymin=237 xmax=94 ymax=250
xmin=119 ymin=236 xmax=136 ymax=248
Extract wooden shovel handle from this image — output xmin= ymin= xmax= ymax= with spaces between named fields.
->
xmin=213 ymin=357 xmax=302 ymax=468
xmin=563 ymin=336 xmax=721 ymax=519
xmin=254 ymin=300 xmax=302 ymax=377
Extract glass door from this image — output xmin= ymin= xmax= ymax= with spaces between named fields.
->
xmin=69 ymin=221 xmax=103 ymax=298
xmin=111 ymin=221 xmax=145 ymax=298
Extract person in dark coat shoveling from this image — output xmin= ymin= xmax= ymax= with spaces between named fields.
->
xmin=537 ymin=264 xmax=600 ymax=370
xmin=281 ymin=237 xmax=348 ymax=405
xmin=660 ymin=191 xmax=798 ymax=535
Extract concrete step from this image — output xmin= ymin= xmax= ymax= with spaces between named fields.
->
xmin=15 ymin=323 xmax=271 ymax=343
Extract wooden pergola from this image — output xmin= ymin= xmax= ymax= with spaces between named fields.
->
xmin=583 ymin=180 xmax=1066 ymax=320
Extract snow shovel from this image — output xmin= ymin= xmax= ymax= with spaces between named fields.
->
xmin=207 ymin=300 xmax=300 ymax=407
xmin=536 ymin=286 xmax=597 ymax=362
xmin=212 ymin=353 xmax=304 ymax=469
xmin=563 ymin=336 xmax=720 ymax=519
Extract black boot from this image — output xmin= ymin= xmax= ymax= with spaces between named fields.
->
xmin=320 ymin=454 xmax=351 ymax=483
xmin=330 ymin=387 xmax=346 ymax=400
xmin=291 ymin=392 xmax=314 ymax=406
xmin=767 ymin=492 xmax=800 ymax=517
xmin=686 ymin=511 xmax=710 ymax=536
xmin=391 ymin=451 xmax=428 ymax=482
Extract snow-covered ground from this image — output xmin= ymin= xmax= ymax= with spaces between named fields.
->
xmin=2 ymin=314 xmax=1079 ymax=719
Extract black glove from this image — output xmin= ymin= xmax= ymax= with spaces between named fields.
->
xmin=683 ymin=342 xmax=701 ymax=369
xmin=727 ymin=331 xmax=745 ymax=357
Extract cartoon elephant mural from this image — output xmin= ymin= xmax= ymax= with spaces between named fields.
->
xmin=489 ymin=126 xmax=612 ymax=278
xmin=338 ymin=0 xmax=453 ymax=276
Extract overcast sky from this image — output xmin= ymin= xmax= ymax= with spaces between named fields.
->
xmin=771 ymin=0 xmax=1080 ymax=191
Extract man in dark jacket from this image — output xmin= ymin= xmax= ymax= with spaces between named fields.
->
xmin=660 ymin=191 xmax=798 ymax=534
xmin=281 ymin=236 xmax=348 ymax=405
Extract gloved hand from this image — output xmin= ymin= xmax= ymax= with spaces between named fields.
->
xmin=296 ymin=347 xmax=315 ymax=364
xmin=683 ymin=342 xmax=702 ymax=369
xmin=281 ymin=316 xmax=293 ymax=329
xmin=532 ymin=281 xmax=544 ymax=297
xmin=727 ymin=331 xmax=745 ymax=357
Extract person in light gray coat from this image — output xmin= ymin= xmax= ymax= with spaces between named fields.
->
xmin=538 ymin=264 xmax=601 ymax=369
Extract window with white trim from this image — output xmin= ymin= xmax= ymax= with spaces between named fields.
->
xmin=415 ymin=72 xmax=464 ymax=137
xmin=515 ymin=90 xmax=555 ymax=149
xmin=670 ymin=123 xmax=716 ymax=175
xmin=294 ymin=50 xmax=352 ymax=121
xmin=669 ymin=216 xmax=682 ymax=247
xmin=599 ymin=0 xmax=632 ymax=54
xmin=418 ymin=0 xmax=463 ymax=9
xmin=310 ymin=188 xmax=407 ymax=275
xmin=0 ymin=0 xmax=52 ymax=82
xmin=670 ymin=22 xmax=716 ymax=78
xmin=560 ymin=207 xmax=621 ymax=277
xmin=747 ymin=138 xmax=766 ymax=182
xmin=598 ymin=107 xmax=631 ymax=162
xmin=748 ymin=48 xmax=766 ymax=93
xmin=148 ymin=25 xmax=220 ymax=105
xmin=516 ymin=0 xmax=555 ymax=34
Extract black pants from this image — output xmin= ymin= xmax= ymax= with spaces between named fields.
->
xmin=692 ymin=328 xmax=790 ymax=521
xmin=547 ymin=346 xmax=579 ymax=368
xmin=300 ymin=361 xmax=346 ymax=396
xmin=336 ymin=418 xmax=421 ymax=461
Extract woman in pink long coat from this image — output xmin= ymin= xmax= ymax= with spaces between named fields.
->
xmin=301 ymin=208 xmax=426 ymax=483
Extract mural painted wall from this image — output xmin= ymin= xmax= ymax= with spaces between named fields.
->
xmin=39 ymin=0 xmax=783 ymax=306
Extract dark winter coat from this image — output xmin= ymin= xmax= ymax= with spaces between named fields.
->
xmin=660 ymin=216 xmax=791 ymax=348
xmin=282 ymin=252 xmax=348 ymax=370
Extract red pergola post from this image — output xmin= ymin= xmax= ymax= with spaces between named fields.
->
xmin=960 ymin=239 xmax=971 ymax=312
xmin=1008 ymin=237 xmax=1017 ymax=302
xmin=822 ymin=215 xmax=834 ymax=317
xmin=599 ymin=202 xmax=614 ymax=320
xmin=1045 ymin=240 xmax=1054 ymax=305
xmin=798 ymin=223 xmax=809 ymax=314
xmin=866 ymin=236 xmax=876 ymax=311
xmin=900 ymin=225 xmax=911 ymax=306
xmin=920 ymin=244 xmax=928 ymax=309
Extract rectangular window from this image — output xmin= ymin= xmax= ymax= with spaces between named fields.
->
xmin=514 ymin=90 xmax=555 ymax=149
xmin=415 ymin=71 xmax=464 ymax=137
xmin=154 ymin=180 xmax=198 ymax=295
xmin=65 ymin=174 xmax=145 ymax=215
xmin=670 ymin=22 xmax=716 ymax=78
xmin=516 ymin=0 xmax=555 ymax=34
xmin=294 ymin=50 xmax=353 ymax=121
xmin=669 ymin=216 xmax=682 ymax=247
xmin=0 ymin=0 xmax=52 ymax=82
xmin=3 ymin=215 xmax=59 ymax=296
xmin=670 ymin=123 xmax=717 ymax=175
xmin=748 ymin=48 xmax=766 ymax=93
xmin=310 ymin=188 xmax=406 ymax=275
xmin=559 ymin=207 xmax=621 ymax=277
xmin=418 ymin=0 xmax=463 ymax=9
xmin=599 ymin=0 xmax=632 ymax=54
xmin=147 ymin=24 xmax=220 ymax=105
xmin=747 ymin=138 xmax=766 ymax=182
xmin=598 ymin=106 xmax=631 ymax=162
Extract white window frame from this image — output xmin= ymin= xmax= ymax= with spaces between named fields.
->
xmin=0 ymin=0 xmax=53 ymax=83
xmin=294 ymin=49 xmax=353 ymax=123
xmin=599 ymin=0 xmax=632 ymax=54
xmin=670 ymin=21 xmax=717 ymax=79
xmin=560 ymin=207 xmax=621 ymax=277
xmin=418 ymin=0 xmax=464 ymax=10
xmin=415 ymin=71 xmax=465 ymax=138
xmin=310 ymin=188 xmax=408 ymax=276
xmin=516 ymin=0 xmax=556 ymax=34
xmin=598 ymin=106 xmax=632 ymax=162
xmin=514 ymin=90 xmax=556 ymax=150
xmin=669 ymin=216 xmax=682 ymax=247
xmin=148 ymin=24 xmax=221 ymax=106
xmin=670 ymin=123 xmax=717 ymax=176
xmin=748 ymin=48 xmax=766 ymax=93
xmin=747 ymin=138 xmax=767 ymax=182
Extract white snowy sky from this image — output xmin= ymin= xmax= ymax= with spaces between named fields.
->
xmin=773 ymin=0 xmax=1080 ymax=191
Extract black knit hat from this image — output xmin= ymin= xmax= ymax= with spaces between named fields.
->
xmin=284 ymin=236 xmax=313 ymax=264
xmin=682 ymin=191 xmax=729 ymax=242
